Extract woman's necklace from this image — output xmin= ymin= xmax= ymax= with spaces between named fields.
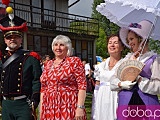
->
xmin=108 ymin=60 xmax=118 ymax=70
xmin=51 ymin=58 xmax=65 ymax=72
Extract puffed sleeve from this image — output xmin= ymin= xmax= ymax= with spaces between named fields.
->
xmin=138 ymin=56 xmax=160 ymax=95
xmin=73 ymin=57 xmax=87 ymax=90
xmin=94 ymin=64 xmax=100 ymax=80
xmin=110 ymin=74 xmax=122 ymax=91
xmin=110 ymin=58 xmax=125 ymax=91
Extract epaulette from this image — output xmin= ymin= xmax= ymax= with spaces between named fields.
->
xmin=29 ymin=51 xmax=41 ymax=61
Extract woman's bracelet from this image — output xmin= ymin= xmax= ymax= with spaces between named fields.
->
xmin=77 ymin=105 xmax=85 ymax=109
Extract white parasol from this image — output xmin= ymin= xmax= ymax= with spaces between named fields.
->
xmin=96 ymin=0 xmax=160 ymax=40
xmin=96 ymin=0 xmax=160 ymax=81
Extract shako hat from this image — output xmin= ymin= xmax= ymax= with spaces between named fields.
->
xmin=0 ymin=6 xmax=28 ymax=38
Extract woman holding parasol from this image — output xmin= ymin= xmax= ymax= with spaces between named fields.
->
xmin=111 ymin=20 xmax=160 ymax=119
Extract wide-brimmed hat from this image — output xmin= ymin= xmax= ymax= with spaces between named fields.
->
xmin=119 ymin=20 xmax=153 ymax=48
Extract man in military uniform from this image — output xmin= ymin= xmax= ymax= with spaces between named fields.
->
xmin=0 ymin=7 xmax=42 ymax=120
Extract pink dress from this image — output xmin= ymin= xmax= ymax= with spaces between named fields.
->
xmin=40 ymin=57 xmax=87 ymax=120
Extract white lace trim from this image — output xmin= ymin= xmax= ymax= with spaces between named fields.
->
xmin=96 ymin=0 xmax=160 ymax=25
xmin=96 ymin=3 xmax=121 ymax=26
xmin=124 ymin=51 xmax=157 ymax=62
xmin=104 ymin=0 xmax=160 ymax=16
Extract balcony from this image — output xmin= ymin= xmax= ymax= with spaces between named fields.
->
xmin=10 ymin=2 xmax=99 ymax=37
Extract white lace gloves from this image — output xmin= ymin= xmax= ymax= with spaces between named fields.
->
xmin=119 ymin=81 xmax=137 ymax=90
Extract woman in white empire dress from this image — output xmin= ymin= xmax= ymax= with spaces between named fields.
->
xmin=94 ymin=34 xmax=124 ymax=120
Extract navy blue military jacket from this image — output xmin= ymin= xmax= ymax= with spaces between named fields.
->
xmin=1 ymin=48 xmax=42 ymax=97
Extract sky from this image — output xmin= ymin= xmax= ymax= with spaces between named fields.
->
xmin=69 ymin=0 xmax=93 ymax=17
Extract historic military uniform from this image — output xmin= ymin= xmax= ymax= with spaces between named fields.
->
xmin=0 ymin=6 xmax=42 ymax=120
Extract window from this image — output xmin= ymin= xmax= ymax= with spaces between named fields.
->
xmin=88 ymin=41 xmax=93 ymax=54
xmin=34 ymin=36 xmax=41 ymax=52
xmin=76 ymin=40 xmax=81 ymax=53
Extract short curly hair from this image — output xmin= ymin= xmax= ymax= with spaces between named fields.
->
xmin=51 ymin=35 xmax=73 ymax=56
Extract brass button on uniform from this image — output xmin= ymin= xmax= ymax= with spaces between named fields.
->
xmin=19 ymin=63 xmax=22 ymax=65
xmin=17 ymin=89 xmax=20 ymax=92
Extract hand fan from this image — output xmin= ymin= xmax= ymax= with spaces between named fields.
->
xmin=117 ymin=60 xmax=145 ymax=81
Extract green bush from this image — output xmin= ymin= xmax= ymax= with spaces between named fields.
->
xmin=85 ymin=93 xmax=92 ymax=120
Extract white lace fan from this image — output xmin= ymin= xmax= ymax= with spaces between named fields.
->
xmin=117 ymin=60 xmax=145 ymax=81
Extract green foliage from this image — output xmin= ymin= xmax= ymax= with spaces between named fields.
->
xmin=69 ymin=19 xmax=99 ymax=36
xmin=149 ymin=39 xmax=160 ymax=54
xmin=85 ymin=94 xmax=92 ymax=120
xmin=121 ymin=47 xmax=130 ymax=58
xmin=96 ymin=28 xmax=107 ymax=58
xmin=92 ymin=0 xmax=120 ymax=35
xmin=69 ymin=20 xmax=89 ymax=35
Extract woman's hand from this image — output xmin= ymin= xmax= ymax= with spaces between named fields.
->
xmin=75 ymin=108 xmax=85 ymax=120
xmin=130 ymin=51 xmax=140 ymax=60
xmin=136 ymin=75 xmax=142 ymax=83
xmin=118 ymin=81 xmax=137 ymax=90
xmin=130 ymin=45 xmax=143 ymax=60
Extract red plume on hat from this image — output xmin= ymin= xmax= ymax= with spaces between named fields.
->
xmin=2 ymin=0 xmax=10 ymax=6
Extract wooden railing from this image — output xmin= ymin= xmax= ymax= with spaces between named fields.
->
xmin=10 ymin=2 xmax=99 ymax=37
